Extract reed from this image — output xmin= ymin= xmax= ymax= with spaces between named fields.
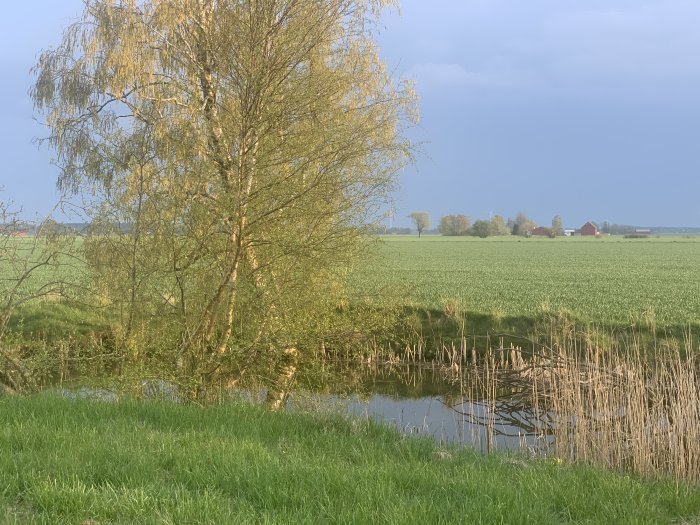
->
xmin=460 ymin=330 xmax=700 ymax=483
xmin=544 ymin=334 xmax=699 ymax=482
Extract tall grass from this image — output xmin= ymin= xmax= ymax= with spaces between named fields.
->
xmin=452 ymin=330 xmax=700 ymax=483
xmin=542 ymin=334 xmax=700 ymax=482
xmin=1 ymin=394 xmax=699 ymax=523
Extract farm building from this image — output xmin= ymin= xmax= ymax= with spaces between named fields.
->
xmin=580 ymin=222 xmax=599 ymax=236
xmin=531 ymin=226 xmax=551 ymax=236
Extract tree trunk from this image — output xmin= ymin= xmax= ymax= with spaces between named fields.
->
xmin=265 ymin=347 xmax=299 ymax=411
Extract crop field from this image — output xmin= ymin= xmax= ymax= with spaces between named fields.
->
xmin=3 ymin=234 xmax=699 ymax=343
xmin=353 ymin=235 xmax=700 ymax=335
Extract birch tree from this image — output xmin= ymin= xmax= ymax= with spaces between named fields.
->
xmin=32 ymin=0 xmax=416 ymax=398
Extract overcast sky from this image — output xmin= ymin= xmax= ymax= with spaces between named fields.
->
xmin=2 ymin=1 xmax=699 ymax=226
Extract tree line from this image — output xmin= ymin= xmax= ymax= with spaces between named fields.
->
xmin=409 ymin=212 xmax=564 ymax=238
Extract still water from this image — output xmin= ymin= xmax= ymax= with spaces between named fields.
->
xmin=289 ymin=364 xmax=554 ymax=454
xmin=63 ymin=363 xmax=554 ymax=454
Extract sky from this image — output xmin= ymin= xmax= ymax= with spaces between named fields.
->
xmin=1 ymin=1 xmax=700 ymax=227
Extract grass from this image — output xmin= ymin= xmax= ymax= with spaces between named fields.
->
xmin=5 ymin=234 xmax=700 ymax=352
xmin=353 ymin=235 xmax=700 ymax=343
xmin=6 ymin=301 xmax=106 ymax=341
xmin=1 ymin=394 xmax=699 ymax=524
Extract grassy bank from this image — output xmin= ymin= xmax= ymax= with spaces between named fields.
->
xmin=1 ymin=395 xmax=699 ymax=524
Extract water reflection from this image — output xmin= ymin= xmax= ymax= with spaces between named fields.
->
xmin=58 ymin=363 xmax=555 ymax=454
xmin=294 ymin=363 xmax=554 ymax=454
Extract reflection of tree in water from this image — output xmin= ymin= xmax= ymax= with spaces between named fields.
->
xmin=357 ymin=364 xmax=465 ymax=398
xmin=299 ymin=338 xmax=700 ymax=482
xmin=439 ymin=388 xmax=557 ymax=439
xmin=297 ymin=361 xmax=466 ymax=399
xmin=300 ymin=361 xmax=556 ymax=441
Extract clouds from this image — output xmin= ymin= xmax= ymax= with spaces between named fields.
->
xmin=379 ymin=1 xmax=700 ymax=226
xmin=383 ymin=1 xmax=700 ymax=106
xmin=409 ymin=63 xmax=470 ymax=87
xmin=541 ymin=4 xmax=700 ymax=93
xmin=409 ymin=60 xmax=545 ymax=93
xmin=1 ymin=1 xmax=698 ymax=225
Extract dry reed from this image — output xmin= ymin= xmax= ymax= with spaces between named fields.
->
xmin=457 ymin=331 xmax=700 ymax=483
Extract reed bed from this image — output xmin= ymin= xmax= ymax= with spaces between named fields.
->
xmin=540 ymin=335 xmax=700 ymax=482
xmin=434 ymin=331 xmax=700 ymax=483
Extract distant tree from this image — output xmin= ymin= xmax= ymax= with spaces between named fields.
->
xmin=409 ymin=212 xmax=431 ymax=238
xmin=438 ymin=214 xmax=470 ymax=236
xmin=513 ymin=212 xmax=536 ymax=236
xmin=551 ymin=215 xmax=563 ymax=237
xmin=437 ymin=216 xmax=450 ymax=236
xmin=471 ymin=220 xmax=491 ymax=238
xmin=608 ymin=223 xmax=636 ymax=235
xmin=489 ymin=215 xmax=510 ymax=236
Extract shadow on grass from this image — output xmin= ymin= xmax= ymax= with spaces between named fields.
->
xmin=400 ymin=306 xmax=700 ymax=359
xmin=6 ymin=301 xmax=108 ymax=341
xmin=4 ymin=301 xmax=698 ymax=381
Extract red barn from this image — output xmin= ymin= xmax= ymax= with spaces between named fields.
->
xmin=580 ymin=221 xmax=599 ymax=236
xmin=531 ymin=226 xmax=550 ymax=236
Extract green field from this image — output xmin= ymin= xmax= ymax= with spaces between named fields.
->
xmin=2 ymin=394 xmax=699 ymax=524
xmin=354 ymin=235 xmax=700 ymax=338
xmin=4 ymin=233 xmax=700 ymax=358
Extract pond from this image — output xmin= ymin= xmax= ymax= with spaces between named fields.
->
xmin=61 ymin=363 xmax=555 ymax=454
xmin=288 ymin=363 xmax=554 ymax=455
xmin=57 ymin=348 xmax=700 ymax=482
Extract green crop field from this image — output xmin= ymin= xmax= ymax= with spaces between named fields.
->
xmin=354 ymin=235 xmax=700 ymax=336
xmin=4 ymin=234 xmax=700 ymax=345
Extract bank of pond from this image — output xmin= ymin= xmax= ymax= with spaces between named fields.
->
xmin=1 ymin=393 xmax=699 ymax=524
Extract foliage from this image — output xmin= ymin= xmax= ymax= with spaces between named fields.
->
xmin=512 ymin=212 xmax=537 ymax=236
xmin=489 ymin=214 xmax=510 ymax=236
xmin=551 ymin=215 xmax=563 ymax=236
xmin=438 ymin=214 xmax=469 ymax=236
xmin=32 ymin=0 xmax=417 ymax=397
xmin=0 ymin=200 xmax=80 ymax=393
xmin=438 ymin=214 xmax=510 ymax=238
xmin=409 ymin=211 xmax=430 ymax=237
xmin=470 ymin=219 xmax=491 ymax=238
